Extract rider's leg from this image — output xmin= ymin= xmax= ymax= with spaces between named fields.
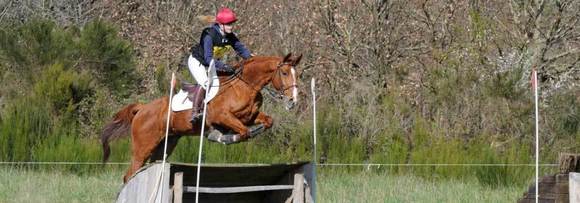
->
xmin=188 ymin=55 xmax=209 ymax=88
xmin=187 ymin=55 xmax=208 ymax=124
xmin=190 ymin=86 xmax=205 ymax=123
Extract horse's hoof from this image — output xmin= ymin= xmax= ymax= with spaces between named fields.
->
xmin=249 ymin=124 xmax=265 ymax=137
xmin=207 ymin=130 xmax=223 ymax=141
xmin=207 ymin=130 xmax=241 ymax=145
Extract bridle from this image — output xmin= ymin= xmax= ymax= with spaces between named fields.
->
xmin=263 ymin=61 xmax=297 ymax=102
xmin=221 ymin=59 xmax=296 ymax=103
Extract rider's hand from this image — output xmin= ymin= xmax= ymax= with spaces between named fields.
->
xmin=220 ymin=64 xmax=235 ymax=74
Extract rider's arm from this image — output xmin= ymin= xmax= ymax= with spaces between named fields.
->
xmin=202 ymin=35 xmax=214 ymax=66
xmin=231 ymin=34 xmax=251 ymax=59
xmin=202 ymin=35 xmax=232 ymax=72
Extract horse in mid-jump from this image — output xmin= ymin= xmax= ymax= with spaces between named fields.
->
xmin=100 ymin=53 xmax=302 ymax=182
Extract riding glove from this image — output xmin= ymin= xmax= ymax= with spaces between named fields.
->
xmin=219 ymin=64 xmax=236 ymax=74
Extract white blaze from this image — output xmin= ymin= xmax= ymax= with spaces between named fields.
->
xmin=291 ymin=68 xmax=298 ymax=102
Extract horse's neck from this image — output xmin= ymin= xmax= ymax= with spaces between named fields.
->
xmin=238 ymin=60 xmax=275 ymax=91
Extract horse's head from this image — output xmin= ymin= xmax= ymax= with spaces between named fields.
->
xmin=271 ymin=53 xmax=302 ymax=110
xmin=235 ymin=53 xmax=303 ymax=110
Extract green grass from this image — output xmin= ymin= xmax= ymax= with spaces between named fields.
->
xmin=0 ymin=166 xmax=124 ymax=203
xmin=0 ymin=166 xmax=527 ymax=202
xmin=318 ymin=170 xmax=525 ymax=202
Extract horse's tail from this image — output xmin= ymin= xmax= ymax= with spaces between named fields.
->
xmin=197 ymin=15 xmax=215 ymax=24
xmin=100 ymin=103 xmax=142 ymax=163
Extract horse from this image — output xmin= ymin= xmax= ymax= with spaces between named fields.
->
xmin=100 ymin=53 xmax=302 ymax=182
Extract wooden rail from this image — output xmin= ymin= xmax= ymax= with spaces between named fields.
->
xmin=519 ymin=153 xmax=580 ymax=203
xmin=183 ymin=185 xmax=295 ymax=193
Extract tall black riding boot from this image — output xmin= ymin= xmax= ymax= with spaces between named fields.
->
xmin=190 ymin=87 xmax=206 ymax=124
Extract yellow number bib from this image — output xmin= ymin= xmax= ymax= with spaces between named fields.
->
xmin=213 ymin=45 xmax=233 ymax=59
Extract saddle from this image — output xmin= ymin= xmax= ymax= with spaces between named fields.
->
xmin=181 ymin=82 xmax=201 ymax=103
xmin=171 ymin=82 xmax=204 ymax=112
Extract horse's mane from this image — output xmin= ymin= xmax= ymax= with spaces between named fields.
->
xmin=220 ymin=56 xmax=279 ymax=82
xmin=235 ymin=56 xmax=279 ymax=68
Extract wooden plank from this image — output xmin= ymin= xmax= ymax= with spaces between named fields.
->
xmin=168 ymin=188 xmax=173 ymax=203
xmin=174 ymin=172 xmax=183 ymax=203
xmin=571 ymin=173 xmax=580 ymax=203
xmin=292 ymin=173 xmax=304 ymax=203
xmin=304 ymin=182 xmax=314 ymax=203
xmin=170 ymin=162 xmax=308 ymax=187
xmin=183 ymin=185 xmax=294 ymax=193
xmin=556 ymin=174 xmax=569 ymax=183
xmin=526 ymin=183 xmax=569 ymax=194
xmin=116 ymin=163 xmax=171 ymax=203
xmin=520 ymin=193 xmax=569 ymax=202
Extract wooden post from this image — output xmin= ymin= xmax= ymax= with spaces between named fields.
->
xmin=292 ymin=173 xmax=305 ymax=203
xmin=571 ymin=173 xmax=580 ymax=203
xmin=304 ymin=183 xmax=314 ymax=203
xmin=174 ymin=172 xmax=183 ymax=203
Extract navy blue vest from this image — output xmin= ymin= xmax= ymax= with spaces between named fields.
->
xmin=191 ymin=27 xmax=240 ymax=66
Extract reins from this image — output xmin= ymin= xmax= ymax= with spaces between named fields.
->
xmin=218 ymin=59 xmax=297 ymax=101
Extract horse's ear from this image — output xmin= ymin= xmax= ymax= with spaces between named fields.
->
xmin=283 ymin=53 xmax=292 ymax=62
xmin=292 ymin=54 xmax=303 ymax=66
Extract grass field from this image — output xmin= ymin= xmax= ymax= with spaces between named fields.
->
xmin=0 ymin=165 xmax=527 ymax=202
xmin=318 ymin=171 xmax=524 ymax=202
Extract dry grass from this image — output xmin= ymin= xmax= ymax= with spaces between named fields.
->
xmin=0 ymin=166 xmax=525 ymax=202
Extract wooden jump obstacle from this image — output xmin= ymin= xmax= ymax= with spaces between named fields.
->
xmin=518 ymin=153 xmax=580 ymax=203
xmin=116 ymin=161 xmax=315 ymax=203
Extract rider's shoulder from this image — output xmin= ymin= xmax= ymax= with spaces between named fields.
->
xmin=202 ymin=26 xmax=215 ymax=34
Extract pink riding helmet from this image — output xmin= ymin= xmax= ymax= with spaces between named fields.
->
xmin=216 ymin=8 xmax=237 ymax=24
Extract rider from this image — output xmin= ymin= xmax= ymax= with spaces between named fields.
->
xmin=188 ymin=7 xmax=252 ymax=123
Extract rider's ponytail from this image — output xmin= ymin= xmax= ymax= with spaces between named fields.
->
xmin=197 ymin=15 xmax=215 ymax=25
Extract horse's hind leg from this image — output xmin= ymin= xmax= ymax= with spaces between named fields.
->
xmin=149 ymin=135 xmax=182 ymax=162
xmin=123 ymin=130 xmax=164 ymax=183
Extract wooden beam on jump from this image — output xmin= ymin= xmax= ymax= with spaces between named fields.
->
xmin=118 ymin=162 xmax=314 ymax=203
xmin=292 ymin=173 xmax=305 ymax=203
xmin=571 ymin=173 xmax=580 ymax=203
xmin=183 ymin=185 xmax=294 ymax=193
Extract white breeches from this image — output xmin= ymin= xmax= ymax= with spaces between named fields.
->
xmin=187 ymin=55 xmax=220 ymax=102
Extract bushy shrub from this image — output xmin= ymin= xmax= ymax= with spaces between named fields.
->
xmin=78 ymin=20 xmax=140 ymax=98
xmin=0 ymin=19 xmax=139 ymax=163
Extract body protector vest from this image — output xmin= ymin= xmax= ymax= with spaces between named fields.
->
xmin=191 ymin=27 xmax=240 ymax=66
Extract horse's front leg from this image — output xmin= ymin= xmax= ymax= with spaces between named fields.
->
xmin=215 ymin=112 xmax=251 ymax=139
xmin=254 ymin=111 xmax=273 ymax=129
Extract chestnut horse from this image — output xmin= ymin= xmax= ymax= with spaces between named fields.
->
xmin=100 ymin=53 xmax=302 ymax=182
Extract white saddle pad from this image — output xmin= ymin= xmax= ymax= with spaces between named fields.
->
xmin=171 ymin=61 xmax=220 ymax=112
xmin=171 ymin=90 xmax=193 ymax=112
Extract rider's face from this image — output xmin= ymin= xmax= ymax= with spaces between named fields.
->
xmin=220 ymin=23 xmax=234 ymax=34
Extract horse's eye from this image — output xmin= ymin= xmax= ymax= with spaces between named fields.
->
xmin=282 ymin=72 xmax=288 ymax=76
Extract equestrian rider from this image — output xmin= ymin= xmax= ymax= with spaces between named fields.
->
xmin=188 ymin=7 xmax=252 ymax=123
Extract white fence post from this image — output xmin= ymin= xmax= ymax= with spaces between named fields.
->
xmin=571 ymin=173 xmax=580 ymax=203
